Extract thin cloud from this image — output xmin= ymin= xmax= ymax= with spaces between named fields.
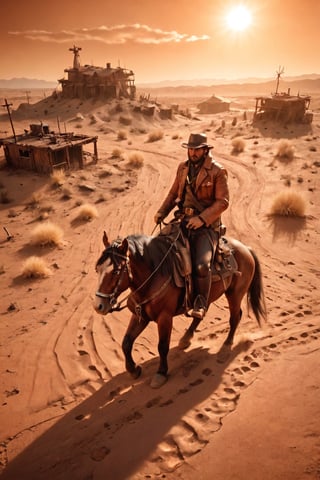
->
xmin=9 ymin=24 xmax=210 ymax=45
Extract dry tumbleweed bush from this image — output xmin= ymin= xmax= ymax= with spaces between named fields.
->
xmin=75 ymin=203 xmax=99 ymax=221
xmin=276 ymin=140 xmax=295 ymax=161
xmin=231 ymin=137 xmax=246 ymax=153
xmin=127 ymin=152 xmax=144 ymax=169
xmin=30 ymin=221 xmax=64 ymax=246
xmin=270 ymin=190 xmax=306 ymax=217
xmin=22 ymin=256 xmax=52 ymax=278
xmin=50 ymin=169 xmax=66 ymax=187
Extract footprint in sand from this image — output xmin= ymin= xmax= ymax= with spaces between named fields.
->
xmin=145 ymin=396 xmax=162 ymax=408
xmin=90 ymin=446 xmax=110 ymax=462
xmin=189 ymin=378 xmax=204 ymax=387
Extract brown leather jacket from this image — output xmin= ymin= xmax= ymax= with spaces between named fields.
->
xmin=157 ymin=154 xmax=229 ymax=227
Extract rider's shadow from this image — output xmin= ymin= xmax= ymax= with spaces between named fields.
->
xmin=2 ymin=341 xmax=251 ymax=480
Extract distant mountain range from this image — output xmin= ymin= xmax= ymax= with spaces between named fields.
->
xmin=0 ymin=74 xmax=320 ymax=90
xmin=0 ymin=78 xmax=58 ymax=89
xmin=137 ymin=74 xmax=320 ymax=88
xmin=137 ymin=78 xmax=320 ymax=99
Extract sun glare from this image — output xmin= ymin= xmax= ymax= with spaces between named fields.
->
xmin=226 ymin=5 xmax=252 ymax=32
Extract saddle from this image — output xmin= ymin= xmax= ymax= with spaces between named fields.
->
xmin=158 ymin=221 xmax=239 ymax=312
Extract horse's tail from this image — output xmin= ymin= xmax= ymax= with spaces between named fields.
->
xmin=247 ymin=248 xmax=267 ymax=326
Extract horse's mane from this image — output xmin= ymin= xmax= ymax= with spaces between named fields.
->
xmin=127 ymin=234 xmax=176 ymax=276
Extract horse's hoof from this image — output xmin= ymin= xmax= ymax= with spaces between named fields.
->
xmin=150 ymin=373 xmax=167 ymax=389
xmin=130 ymin=365 xmax=142 ymax=379
xmin=178 ymin=334 xmax=192 ymax=350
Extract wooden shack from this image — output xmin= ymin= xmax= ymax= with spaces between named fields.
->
xmin=197 ymin=95 xmax=230 ymax=114
xmin=0 ymin=123 xmax=98 ymax=173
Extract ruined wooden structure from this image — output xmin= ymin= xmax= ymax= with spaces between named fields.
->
xmin=254 ymin=92 xmax=312 ymax=123
xmin=0 ymin=123 xmax=98 ymax=173
xmin=253 ymin=67 xmax=313 ymax=123
xmin=58 ymin=46 xmax=136 ymax=100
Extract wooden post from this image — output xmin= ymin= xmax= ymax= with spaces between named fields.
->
xmin=94 ymin=139 xmax=98 ymax=163
xmin=2 ymin=99 xmax=17 ymax=142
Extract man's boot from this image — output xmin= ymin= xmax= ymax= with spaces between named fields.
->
xmin=191 ymin=273 xmax=211 ymax=319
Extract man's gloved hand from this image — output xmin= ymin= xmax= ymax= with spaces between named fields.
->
xmin=186 ymin=216 xmax=205 ymax=230
xmin=154 ymin=212 xmax=164 ymax=224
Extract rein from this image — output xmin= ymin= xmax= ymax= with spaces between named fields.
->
xmin=96 ymin=225 xmax=181 ymax=313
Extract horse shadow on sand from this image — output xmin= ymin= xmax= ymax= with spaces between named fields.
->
xmin=1 ymin=340 xmax=252 ymax=480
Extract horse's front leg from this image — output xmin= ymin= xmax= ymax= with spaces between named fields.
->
xmin=122 ymin=313 xmax=148 ymax=379
xmin=151 ymin=314 xmax=173 ymax=389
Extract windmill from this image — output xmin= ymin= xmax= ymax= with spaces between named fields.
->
xmin=275 ymin=65 xmax=284 ymax=95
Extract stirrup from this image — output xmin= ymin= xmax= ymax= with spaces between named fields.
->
xmin=191 ymin=295 xmax=207 ymax=319
xmin=191 ymin=307 xmax=206 ymax=319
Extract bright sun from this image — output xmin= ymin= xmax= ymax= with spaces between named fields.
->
xmin=226 ymin=5 xmax=252 ymax=31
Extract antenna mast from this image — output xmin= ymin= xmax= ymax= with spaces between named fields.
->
xmin=275 ymin=65 xmax=284 ymax=95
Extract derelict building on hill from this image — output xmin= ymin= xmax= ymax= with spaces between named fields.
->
xmin=58 ymin=46 xmax=136 ymax=100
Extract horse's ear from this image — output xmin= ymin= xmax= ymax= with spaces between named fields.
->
xmin=119 ymin=238 xmax=129 ymax=255
xmin=103 ymin=231 xmax=110 ymax=247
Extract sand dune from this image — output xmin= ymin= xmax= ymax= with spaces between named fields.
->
xmin=0 ymin=87 xmax=319 ymax=479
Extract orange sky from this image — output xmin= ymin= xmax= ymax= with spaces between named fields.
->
xmin=0 ymin=0 xmax=319 ymax=84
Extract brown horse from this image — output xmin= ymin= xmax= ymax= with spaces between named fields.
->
xmin=94 ymin=229 xmax=266 ymax=388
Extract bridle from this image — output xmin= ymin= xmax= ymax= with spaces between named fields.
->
xmin=95 ymin=249 xmax=132 ymax=312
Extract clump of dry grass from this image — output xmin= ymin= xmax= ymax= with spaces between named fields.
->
xmin=21 ymin=256 xmax=52 ymax=278
xmin=27 ymin=192 xmax=43 ymax=207
xmin=8 ymin=209 xmax=17 ymax=218
xmin=231 ymin=137 xmax=246 ymax=154
xmin=147 ymin=129 xmax=164 ymax=143
xmin=127 ymin=152 xmax=144 ymax=169
xmin=75 ymin=203 xmax=98 ymax=221
xmin=276 ymin=140 xmax=295 ymax=161
xmin=117 ymin=129 xmax=127 ymax=141
xmin=30 ymin=221 xmax=64 ymax=246
xmin=111 ymin=148 xmax=123 ymax=159
xmin=89 ymin=114 xmax=98 ymax=124
xmin=270 ymin=191 xmax=306 ymax=217
xmin=51 ymin=169 xmax=65 ymax=187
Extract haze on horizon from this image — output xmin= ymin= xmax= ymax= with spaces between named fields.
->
xmin=0 ymin=0 xmax=319 ymax=85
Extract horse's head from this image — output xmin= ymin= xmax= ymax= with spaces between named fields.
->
xmin=94 ymin=231 xmax=131 ymax=315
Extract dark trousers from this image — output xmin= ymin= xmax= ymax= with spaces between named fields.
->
xmin=185 ymin=225 xmax=218 ymax=309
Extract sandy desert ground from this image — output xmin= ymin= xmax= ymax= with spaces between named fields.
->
xmin=0 ymin=86 xmax=319 ymax=480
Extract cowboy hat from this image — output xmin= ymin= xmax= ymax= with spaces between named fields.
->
xmin=181 ymin=133 xmax=213 ymax=149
